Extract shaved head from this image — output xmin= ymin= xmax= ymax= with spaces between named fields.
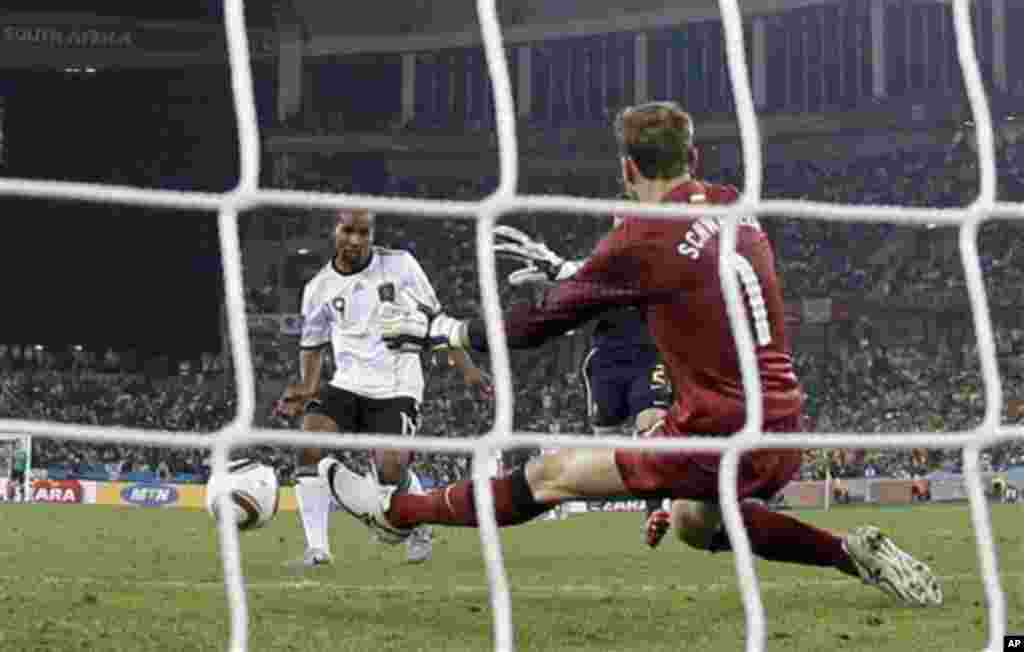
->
xmin=334 ymin=209 xmax=375 ymax=272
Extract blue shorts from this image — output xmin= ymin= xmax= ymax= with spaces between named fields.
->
xmin=582 ymin=348 xmax=671 ymax=428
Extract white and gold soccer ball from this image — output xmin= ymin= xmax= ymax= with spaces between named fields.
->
xmin=205 ymin=459 xmax=280 ymax=531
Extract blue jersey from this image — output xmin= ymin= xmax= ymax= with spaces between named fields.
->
xmin=591 ymin=307 xmax=658 ymax=368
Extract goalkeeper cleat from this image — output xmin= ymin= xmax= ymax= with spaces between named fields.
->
xmin=405 ymin=526 xmax=433 ymax=564
xmin=844 ymin=526 xmax=943 ymax=606
xmin=645 ymin=509 xmax=671 ymax=549
xmin=319 ymin=457 xmax=411 ymax=545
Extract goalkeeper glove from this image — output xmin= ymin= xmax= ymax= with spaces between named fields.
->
xmin=494 ymin=225 xmax=582 ymax=286
xmin=381 ymin=304 xmax=467 ymax=352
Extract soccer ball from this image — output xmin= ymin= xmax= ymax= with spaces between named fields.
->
xmin=205 ymin=459 xmax=280 ymax=531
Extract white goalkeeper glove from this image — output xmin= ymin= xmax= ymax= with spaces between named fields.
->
xmin=381 ymin=304 xmax=467 ymax=352
xmin=494 ymin=225 xmax=582 ymax=286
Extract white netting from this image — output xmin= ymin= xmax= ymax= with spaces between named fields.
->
xmin=0 ymin=0 xmax=1013 ymax=650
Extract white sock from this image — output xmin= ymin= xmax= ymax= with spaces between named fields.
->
xmin=407 ymin=469 xmax=425 ymax=496
xmin=295 ymin=476 xmax=332 ymax=553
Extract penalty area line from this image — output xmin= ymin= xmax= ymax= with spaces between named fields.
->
xmin=135 ymin=570 xmax=1009 ymax=597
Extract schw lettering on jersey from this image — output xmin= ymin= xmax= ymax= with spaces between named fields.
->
xmin=676 ymin=215 xmax=762 ymax=261
xmin=677 ymin=217 xmax=721 ymax=260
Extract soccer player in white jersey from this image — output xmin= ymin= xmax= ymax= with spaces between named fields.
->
xmin=277 ymin=209 xmax=491 ymax=566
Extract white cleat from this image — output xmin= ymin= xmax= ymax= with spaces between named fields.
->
xmin=318 ymin=457 xmax=411 ymax=545
xmin=844 ymin=525 xmax=943 ymax=606
xmin=405 ymin=526 xmax=433 ymax=564
xmin=283 ymin=547 xmax=333 ymax=569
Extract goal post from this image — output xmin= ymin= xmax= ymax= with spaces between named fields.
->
xmin=0 ymin=435 xmax=32 ymax=503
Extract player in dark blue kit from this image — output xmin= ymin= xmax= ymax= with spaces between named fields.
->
xmin=495 ymin=225 xmax=674 ymax=546
xmin=584 ymin=307 xmax=665 ymax=437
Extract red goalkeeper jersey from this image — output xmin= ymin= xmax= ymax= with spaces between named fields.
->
xmin=474 ymin=180 xmax=802 ymax=434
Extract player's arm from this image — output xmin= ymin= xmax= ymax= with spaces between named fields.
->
xmin=481 ymin=223 xmax=674 ymax=350
xmin=277 ymin=348 xmax=323 ymax=418
xmin=463 ymin=270 xmax=663 ymax=352
xmin=494 ymin=221 xmax=628 ymax=286
xmin=401 ymin=251 xmax=443 ymax=314
xmin=447 ymin=349 xmax=494 ymax=397
xmin=403 ymin=251 xmax=493 ymax=394
xmin=277 ymin=285 xmax=330 ymax=418
xmin=299 ymin=347 xmax=324 ymax=391
xmin=383 ymin=226 xmax=673 ymax=353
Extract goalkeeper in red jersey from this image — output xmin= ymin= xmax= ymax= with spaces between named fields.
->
xmin=322 ymin=101 xmax=941 ymax=607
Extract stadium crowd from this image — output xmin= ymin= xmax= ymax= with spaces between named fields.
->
xmin=5 ymin=138 xmax=1024 ymax=486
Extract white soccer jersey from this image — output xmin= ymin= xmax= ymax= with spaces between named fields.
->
xmin=300 ymin=247 xmax=440 ymax=402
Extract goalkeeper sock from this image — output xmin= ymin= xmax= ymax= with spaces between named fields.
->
xmin=708 ymin=501 xmax=858 ymax=576
xmin=388 ymin=467 xmax=552 ymax=528
xmin=295 ymin=474 xmax=332 ymax=553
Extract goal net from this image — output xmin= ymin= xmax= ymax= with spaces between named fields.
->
xmin=0 ymin=0 xmax=1014 ymax=651
xmin=0 ymin=435 xmax=31 ymax=503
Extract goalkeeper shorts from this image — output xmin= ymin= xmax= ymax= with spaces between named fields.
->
xmin=615 ymin=413 xmax=802 ymax=502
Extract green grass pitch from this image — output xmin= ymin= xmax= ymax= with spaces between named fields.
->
xmin=0 ymin=502 xmax=1021 ymax=651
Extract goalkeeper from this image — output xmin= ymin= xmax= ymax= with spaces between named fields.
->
xmin=493 ymin=224 xmax=674 ymax=547
xmin=321 ymin=101 xmax=941 ymax=608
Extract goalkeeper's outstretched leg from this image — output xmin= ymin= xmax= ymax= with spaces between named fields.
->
xmin=322 ymin=413 xmax=941 ymax=607
xmin=669 ymin=499 xmax=942 ymax=606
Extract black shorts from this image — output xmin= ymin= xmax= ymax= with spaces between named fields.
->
xmin=306 ymin=385 xmax=419 ymax=436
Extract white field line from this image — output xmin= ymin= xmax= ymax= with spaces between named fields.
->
xmin=11 ymin=571 xmax=1017 ymax=598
